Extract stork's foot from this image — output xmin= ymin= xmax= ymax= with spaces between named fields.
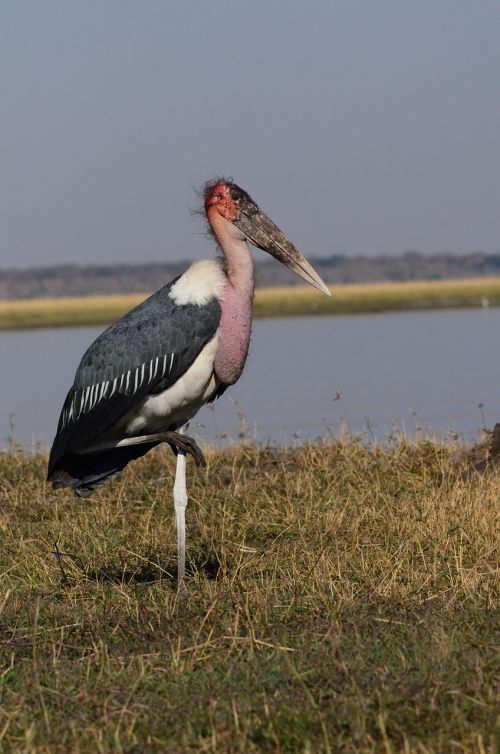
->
xmin=164 ymin=431 xmax=206 ymax=467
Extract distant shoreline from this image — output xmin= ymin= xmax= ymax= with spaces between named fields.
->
xmin=2 ymin=251 xmax=500 ymax=301
xmin=2 ymin=277 xmax=500 ymax=330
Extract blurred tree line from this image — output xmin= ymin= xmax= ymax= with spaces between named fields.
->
xmin=1 ymin=251 xmax=499 ymax=299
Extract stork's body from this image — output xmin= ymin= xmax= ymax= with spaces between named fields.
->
xmin=48 ymin=179 xmax=329 ymax=592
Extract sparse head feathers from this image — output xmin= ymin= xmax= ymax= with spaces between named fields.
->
xmin=201 ymin=177 xmax=254 ymax=219
xmin=168 ymin=260 xmax=226 ymax=306
xmin=201 ymin=176 xmax=233 ymax=211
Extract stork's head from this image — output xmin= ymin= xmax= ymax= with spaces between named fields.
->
xmin=203 ymin=178 xmax=330 ymax=296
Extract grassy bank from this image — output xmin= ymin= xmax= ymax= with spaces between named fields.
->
xmin=0 ymin=440 xmax=497 ymax=752
xmin=2 ymin=276 xmax=500 ymax=329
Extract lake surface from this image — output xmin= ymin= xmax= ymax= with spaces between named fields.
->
xmin=2 ymin=308 xmax=500 ymax=450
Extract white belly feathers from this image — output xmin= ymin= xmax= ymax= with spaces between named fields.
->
xmin=117 ymin=333 xmax=220 ymax=435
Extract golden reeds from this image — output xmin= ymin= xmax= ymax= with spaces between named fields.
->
xmin=2 ymin=276 xmax=500 ymax=329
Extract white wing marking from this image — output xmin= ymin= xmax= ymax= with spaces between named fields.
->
xmin=70 ymin=352 xmax=184 ymax=425
xmin=109 ymin=376 xmax=118 ymax=397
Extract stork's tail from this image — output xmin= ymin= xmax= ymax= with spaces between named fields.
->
xmin=47 ymin=444 xmax=158 ymax=497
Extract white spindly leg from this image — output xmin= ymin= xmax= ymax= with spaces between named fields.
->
xmin=173 ymin=425 xmax=188 ymax=596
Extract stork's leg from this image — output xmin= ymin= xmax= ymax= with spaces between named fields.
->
xmin=173 ymin=425 xmax=188 ymax=597
xmin=80 ymin=430 xmax=205 ymax=467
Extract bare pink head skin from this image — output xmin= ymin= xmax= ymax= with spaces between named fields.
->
xmin=204 ymin=181 xmax=240 ymax=221
xmin=203 ymin=178 xmax=330 ymax=385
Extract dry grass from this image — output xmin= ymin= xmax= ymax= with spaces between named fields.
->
xmin=255 ymin=277 xmax=500 ymax=318
xmin=0 ymin=294 xmax=143 ymax=330
xmin=0 ymin=440 xmax=498 ymax=752
xmin=2 ymin=277 xmax=500 ymax=329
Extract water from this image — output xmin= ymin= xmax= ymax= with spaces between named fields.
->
xmin=2 ymin=308 xmax=500 ymax=450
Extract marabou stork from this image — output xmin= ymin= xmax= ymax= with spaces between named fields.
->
xmin=47 ymin=178 xmax=330 ymax=591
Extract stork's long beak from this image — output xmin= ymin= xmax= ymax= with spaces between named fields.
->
xmin=235 ymin=207 xmax=331 ymax=296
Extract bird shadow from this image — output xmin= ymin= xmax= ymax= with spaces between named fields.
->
xmin=72 ymin=548 xmax=221 ymax=587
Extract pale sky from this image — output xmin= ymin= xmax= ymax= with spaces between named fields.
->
xmin=1 ymin=1 xmax=499 ymax=268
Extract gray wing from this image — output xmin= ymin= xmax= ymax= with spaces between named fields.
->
xmin=48 ymin=279 xmax=221 ymax=476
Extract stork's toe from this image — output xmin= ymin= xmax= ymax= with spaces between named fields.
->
xmin=164 ymin=431 xmax=206 ymax=467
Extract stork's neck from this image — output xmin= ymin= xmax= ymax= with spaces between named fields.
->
xmin=208 ymin=208 xmax=255 ymax=385
xmin=209 ymin=208 xmax=254 ymax=297
xmin=225 ymin=239 xmax=254 ymax=296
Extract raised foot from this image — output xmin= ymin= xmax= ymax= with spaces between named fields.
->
xmin=79 ymin=429 xmax=205 ymax=465
xmin=164 ymin=431 xmax=206 ymax=467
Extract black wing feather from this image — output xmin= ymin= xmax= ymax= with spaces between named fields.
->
xmin=48 ymin=279 xmax=221 ymax=477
